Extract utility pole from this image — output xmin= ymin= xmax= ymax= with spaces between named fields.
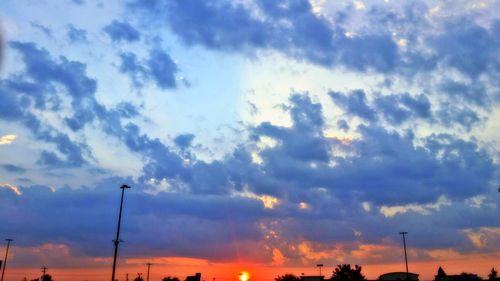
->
xmin=111 ymin=184 xmax=131 ymax=281
xmin=399 ymin=232 xmax=409 ymax=280
xmin=0 ymin=238 xmax=13 ymax=281
xmin=146 ymin=263 xmax=152 ymax=281
xmin=41 ymin=266 xmax=48 ymax=280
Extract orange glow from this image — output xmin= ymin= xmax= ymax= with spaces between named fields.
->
xmin=239 ymin=271 xmax=250 ymax=281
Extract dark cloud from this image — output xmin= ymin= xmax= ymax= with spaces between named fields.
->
xmin=119 ymin=48 xmax=179 ymax=89
xmin=119 ymin=52 xmax=148 ymax=87
xmin=0 ymin=41 xmax=101 ymax=167
xmin=374 ymin=93 xmax=431 ymax=124
xmin=329 ymin=90 xmax=377 ymax=122
xmin=0 ymin=178 xmax=269 ymax=262
xmin=67 ymin=24 xmax=88 ymax=43
xmin=0 ymin=92 xmax=498 ymax=265
xmin=429 ymin=19 xmax=500 ymax=78
xmin=128 ymin=0 xmax=400 ymax=72
xmin=147 ymin=48 xmax=178 ymax=89
xmin=439 ymin=80 xmax=488 ymax=108
xmin=1 ymin=164 xmax=26 ymax=173
xmin=437 ymin=104 xmax=481 ymax=132
xmin=103 ymin=20 xmax=140 ymax=43
xmin=174 ymin=133 xmax=195 ymax=150
xmin=337 ymin=119 xmax=349 ymax=131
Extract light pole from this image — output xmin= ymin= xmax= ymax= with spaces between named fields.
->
xmin=316 ymin=264 xmax=324 ymax=277
xmin=0 ymin=238 xmax=13 ymax=281
xmin=111 ymin=184 xmax=131 ymax=281
xmin=146 ymin=263 xmax=152 ymax=281
xmin=399 ymin=232 xmax=409 ymax=280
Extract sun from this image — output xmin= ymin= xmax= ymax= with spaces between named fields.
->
xmin=239 ymin=271 xmax=250 ymax=281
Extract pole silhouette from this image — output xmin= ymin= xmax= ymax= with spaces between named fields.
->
xmin=0 ymin=238 xmax=13 ymax=281
xmin=41 ymin=266 xmax=47 ymax=279
xmin=399 ymin=232 xmax=409 ymax=279
xmin=146 ymin=263 xmax=152 ymax=281
xmin=111 ymin=184 xmax=131 ymax=281
xmin=316 ymin=264 xmax=323 ymax=277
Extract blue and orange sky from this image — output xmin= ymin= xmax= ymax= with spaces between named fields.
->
xmin=0 ymin=0 xmax=499 ymax=281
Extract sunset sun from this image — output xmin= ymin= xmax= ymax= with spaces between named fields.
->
xmin=239 ymin=271 xmax=250 ymax=281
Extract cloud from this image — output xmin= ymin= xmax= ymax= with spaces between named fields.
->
xmin=374 ymin=93 xmax=431 ymax=125
xmin=30 ymin=21 xmax=52 ymax=37
xmin=429 ymin=19 xmax=500 ymax=78
xmin=67 ymin=24 xmax=88 ymax=43
xmin=379 ymin=195 xmax=451 ymax=217
xmin=1 ymin=1 xmax=499 ymax=269
xmin=174 ymin=133 xmax=195 ymax=150
xmin=1 ymin=42 xmax=100 ymax=167
xmin=0 ymin=86 xmax=498 ymax=265
xmin=1 ymin=164 xmax=26 ymax=173
xmin=0 ymin=134 xmax=16 ymax=144
xmin=128 ymin=0 xmax=400 ymax=72
xmin=329 ymin=90 xmax=377 ymax=122
xmin=103 ymin=20 xmax=140 ymax=43
xmin=119 ymin=48 xmax=180 ymax=89
xmin=0 ymin=183 xmax=22 ymax=195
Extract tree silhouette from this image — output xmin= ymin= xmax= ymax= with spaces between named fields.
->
xmin=31 ymin=274 xmax=54 ymax=281
xmin=163 ymin=277 xmax=180 ymax=281
xmin=489 ymin=268 xmax=498 ymax=281
xmin=275 ymin=274 xmax=300 ymax=281
xmin=437 ymin=267 xmax=447 ymax=278
xmin=330 ymin=264 xmax=366 ymax=281
xmin=134 ymin=274 xmax=144 ymax=281
xmin=42 ymin=275 xmax=54 ymax=281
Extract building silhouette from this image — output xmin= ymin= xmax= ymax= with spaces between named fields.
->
xmin=186 ymin=273 xmax=201 ymax=281
xmin=378 ymin=272 xmax=419 ymax=281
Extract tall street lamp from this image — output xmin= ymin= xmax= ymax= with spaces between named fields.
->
xmin=111 ymin=185 xmax=131 ymax=281
xmin=146 ymin=263 xmax=152 ymax=281
xmin=316 ymin=264 xmax=324 ymax=277
xmin=0 ymin=238 xmax=13 ymax=281
xmin=399 ymin=232 xmax=409 ymax=280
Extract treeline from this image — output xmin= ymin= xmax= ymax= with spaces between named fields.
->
xmin=275 ymin=264 xmax=367 ymax=281
xmin=274 ymin=265 xmax=499 ymax=281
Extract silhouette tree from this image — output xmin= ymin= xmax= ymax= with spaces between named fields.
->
xmin=43 ymin=275 xmax=54 ymax=281
xmin=134 ymin=274 xmax=144 ymax=281
xmin=163 ymin=277 xmax=180 ymax=281
xmin=31 ymin=275 xmax=54 ymax=281
xmin=456 ymin=273 xmax=481 ymax=281
xmin=330 ymin=264 xmax=366 ymax=281
xmin=489 ymin=268 xmax=498 ymax=281
xmin=275 ymin=274 xmax=300 ymax=281
xmin=437 ymin=267 xmax=447 ymax=278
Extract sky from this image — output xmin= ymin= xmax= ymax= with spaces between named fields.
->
xmin=0 ymin=0 xmax=499 ymax=280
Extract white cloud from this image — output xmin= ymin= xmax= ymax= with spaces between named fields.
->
xmin=0 ymin=134 xmax=16 ymax=145
xmin=379 ymin=195 xmax=451 ymax=217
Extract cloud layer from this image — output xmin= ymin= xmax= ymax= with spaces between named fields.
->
xmin=0 ymin=0 xmax=499 ymax=272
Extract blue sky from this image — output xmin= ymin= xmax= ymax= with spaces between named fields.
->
xmin=0 ymin=0 xmax=499 ymax=278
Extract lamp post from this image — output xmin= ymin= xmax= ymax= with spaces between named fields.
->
xmin=111 ymin=184 xmax=131 ymax=281
xmin=0 ymin=239 xmax=13 ymax=281
xmin=146 ymin=263 xmax=152 ymax=281
xmin=399 ymin=232 xmax=409 ymax=280
xmin=317 ymin=264 xmax=324 ymax=277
